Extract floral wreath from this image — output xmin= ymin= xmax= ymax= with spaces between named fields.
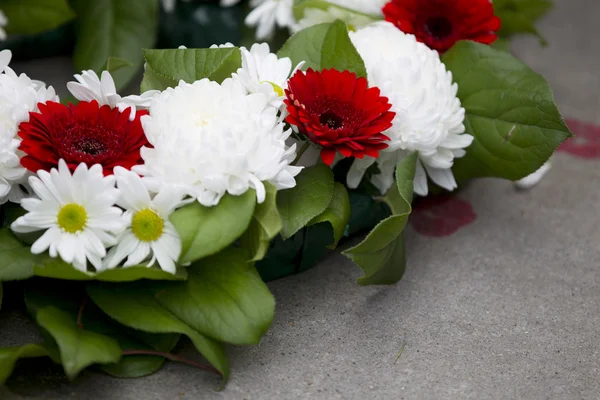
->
xmin=0 ymin=0 xmax=570 ymax=386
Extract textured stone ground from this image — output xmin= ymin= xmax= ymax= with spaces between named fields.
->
xmin=1 ymin=0 xmax=599 ymax=398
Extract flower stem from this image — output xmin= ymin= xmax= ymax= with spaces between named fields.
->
xmin=77 ymin=294 xmax=88 ymax=329
xmin=292 ymin=141 xmax=311 ymax=166
xmin=121 ymin=350 xmax=222 ymax=376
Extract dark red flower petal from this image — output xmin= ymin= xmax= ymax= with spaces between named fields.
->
xmin=383 ymin=0 xmax=501 ymax=53
xmin=410 ymin=195 xmax=476 ymax=237
xmin=558 ymin=119 xmax=600 ymax=158
xmin=18 ymin=100 xmax=149 ymax=176
xmin=284 ymin=68 xmax=395 ymax=165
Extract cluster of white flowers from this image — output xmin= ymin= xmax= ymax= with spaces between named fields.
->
xmin=0 ymin=50 xmax=58 ymax=204
xmin=9 ymin=45 xmax=302 ymax=274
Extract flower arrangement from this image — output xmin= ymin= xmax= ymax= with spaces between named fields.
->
xmin=0 ymin=0 xmax=571 ymax=387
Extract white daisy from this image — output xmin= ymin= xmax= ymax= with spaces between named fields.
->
xmin=11 ymin=160 xmax=124 ymax=272
xmin=245 ymin=0 xmax=295 ymax=40
xmin=233 ymin=43 xmax=304 ymax=107
xmin=135 ymin=78 xmax=302 ymax=207
xmin=0 ymin=10 xmax=7 ymax=41
xmin=346 ymin=22 xmax=473 ymax=196
xmin=0 ymin=50 xmax=58 ymax=204
xmin=67 ymin=70 xmax=159 ymax=121
xmin=103 ymin=168 xmax=184 ymax=274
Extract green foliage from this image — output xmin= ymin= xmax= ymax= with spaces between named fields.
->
xmin=494 ymin=0 xmax=553 ymax=44
xmin=170 ymin=191 xmax=256 ymax=264
xmin=277 ymin=164 xmax=335 ymax=239
xmin=442 ymin=41 xmax=571 ymax=182
xmin=0 ymin=343 xmax=50 ymax=385
xmin=240 ymin=183 xmax=283 ymax=262
xmin=1 ymin=0 xmax=75 ymax=35
xmin=308 ymin=182 xmax=351 ymax=248
xmin=152 ymin=249 xmax=275 ymax=345
xmin=343 ymin=153 xmax=417 ymax=285
xmin=277 ymin=20 xmax=366 ymax=77
xmin=71 ymin=0 xmax=159 ymax=91
xmin=140 ymin=47 xmax=242 ymax=92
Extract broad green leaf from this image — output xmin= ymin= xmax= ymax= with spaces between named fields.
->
xmin=1 ymin=0 xmax=75 ymax=35
xmin=0 ymin=227 xmax=38 ymax=281
xmin=277 ymin=20 xmax=367 ymax=78
xmin=171 ymin=191 xmax=256 ymax=264
xmin=308 ymin=182 xmax=350 ymax=248
xmin=277 ymin=164 xmax=335 ymax=239
xmin=104 ymin=56 xmax=134 ymax=74
xmin=0 ymin=343 xmax=50 ymax=385
xmin=494 ymin=0 xmax=552 ymax=43
xmin=71 ymin=0 xmax=159 ymax=91
xmin=152 ymin=248 xmax=275 ymax=346
xmin=35 ymin=306 xmax=122 ymax=380
xmin=86 ymin=283 xmax=229 ymax=380
xmin=140 ymin=47 xmax=242 ymax=92
xmin=34 ymin=261 xmax=188 ymax=282
xmin=343 ymin=153 xmax=417 ymax=285
xmin=240 ymin=183 xmax=282 ymax=262
xmin=442 ymin=41 xmax=571 ymax=182
xmin=491 ymin=37 xmax=511 ymax=52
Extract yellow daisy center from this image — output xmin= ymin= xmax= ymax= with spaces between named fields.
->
xmin=131 ymin=208 xmax=164 ymax=242
xmin=57 ymin=203 xmax=88 ymax=233
xmin=261 ymin=81 xmax=284 ymax=97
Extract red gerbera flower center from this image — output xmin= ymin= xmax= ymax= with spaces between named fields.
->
xmin=284 ymin=69 xmax=395 ymax=166
xmin=18 ymin=100 xmax=149 ymax=175
xmin=383 ymin=0 xmax=501 ymax=53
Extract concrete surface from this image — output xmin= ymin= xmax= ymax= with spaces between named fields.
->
xmin=1 ymin=0 xmax=599 ymax=398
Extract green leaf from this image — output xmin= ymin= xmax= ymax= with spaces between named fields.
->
xmin=494 ymin=0 xmax=552 ymax=43
xmin=1 ymin=0 xmax=75 ymax=35
xmin=0 ymin=227 xmax=38 ymax=281
xmin=140 ymin=47 xmax=242 ymax=92
xmin=152 ymin=248 xmax=275 ymax=346
xmin=0 ymin=343 xmax=50 ymax=385
xmin=343 ymin=153 xmax=417 ymax=286
xmin=86 ymin=283 xmax=229 ymax=380
xmin=34 ymin=261 xmax=188 ymax=282
xmin=104 ymin=56 xmax=134 ymax=74
xmin=441 ymin=41 xmax=571 ymax=182
xmin=277 ymin=164 xmax=335 ymax=240
xmin=171 ymin=192 xmax=256 ymax=264
xmin=71 ymin=0 xmax=159 ymax=91
xmin=277 ymin=20 xmax=367 ymax=77
xmin=34 ymin=306 xmax=122 ymax=380
xmin=240 ymin=183 xmax=282 ymax=262
xmin=308 ymin=182 xmax=350 ymax=248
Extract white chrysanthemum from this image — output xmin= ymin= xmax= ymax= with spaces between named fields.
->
xmin=0 ymin=50 xmax=58 ymax=204
xmin=135 ymin=78 xmax=302 ymax=207
xmin=209 ymin=42 xmax=235 ymax=49
xmin=233 ymin=43 xmax=304 ymax=107
xmin=515 ymin=160 xmax=552 ymax=190
xmin=346 ymin=22 xmax=473 ymax=196
xmin=0 ymin=10 xmax=8 ymax=41
xmin=245 ymin=0 xmax=295 ymax=40
xmin=294 ymin=0 xmax=386 ymax=31
xmin=11 ymin=161 xmax=124 ymax=272
xmin=103 ymin=168 xmax=184 ymax=274
xmin=67 ymin=70 xmax=159 ymax=121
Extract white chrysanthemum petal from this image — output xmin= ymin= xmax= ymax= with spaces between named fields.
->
xmin=10 ymin=160 xmax=124 ymax=272
xmin=136 ymin=77 xmax=301 ymax=206
xmin=0 ymin=51 xmax=58 ymax=204
xmin=347 ymin=22 xmax=473 ymax=195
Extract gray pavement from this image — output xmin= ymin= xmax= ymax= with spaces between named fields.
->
xmin=1 ymin=0 xmax=600 ymax=398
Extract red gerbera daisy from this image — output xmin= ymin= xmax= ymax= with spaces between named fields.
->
xmin=382 ymin=0 xmax=501 ymax=53
xmin=18 ymin=100 xmax=149 ymax=176
xmin=284 ymin=68 xmax=394 ymax=166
